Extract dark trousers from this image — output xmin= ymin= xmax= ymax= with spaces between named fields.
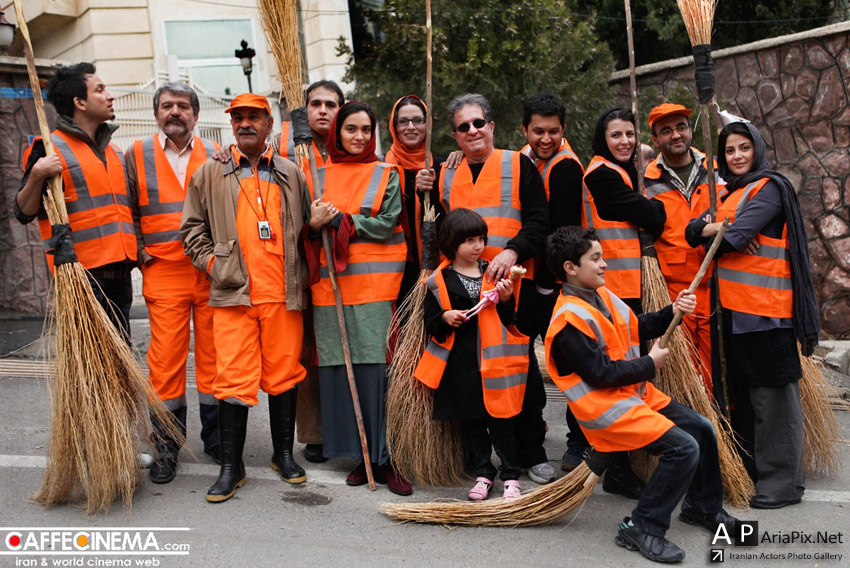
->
xmin=463 ymin=416 xmax=520 ymax=481
xmin=86 ymin=262 xmax=133 ymax=343
xmin=514 ymin=347 xmax=548 ymax=467
xmin=630 ymin=400 xmax=724 ymax=537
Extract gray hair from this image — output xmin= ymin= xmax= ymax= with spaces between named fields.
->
xmin=446 ymin=93 xmax=492 ymax=130
xmin=153 ymin=82 xmax=200 ymax=116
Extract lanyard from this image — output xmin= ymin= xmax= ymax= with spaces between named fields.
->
xmin=239 ymin=163 xmax=272 ymax=222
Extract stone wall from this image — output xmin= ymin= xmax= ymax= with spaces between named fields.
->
xmin=0 ymin=57 xmax=60 ymax=313
xmin=611 ymin=22 xmax=850 ymax=339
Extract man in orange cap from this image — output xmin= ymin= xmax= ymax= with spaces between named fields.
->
xmin=644 ymin=103 xmax=724 ymax=395
xmin=126 ymin=82 xmax=221 ymax=484
xmin=181 ymin=92 xmax=310 ymax=502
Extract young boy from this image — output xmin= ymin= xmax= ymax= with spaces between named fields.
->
xmin=543 ymin=226 xmax=737 ymax=564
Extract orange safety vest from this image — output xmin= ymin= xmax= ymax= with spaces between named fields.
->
xmin=521 ymin=138 xmax=584 ymax=200
xmin=544 ymin=287 xmax=673 ymax=452
xmin=581 ymin=156 xmax=641 ymax=299
xmin=439 ymin=149 xmax=532 ymax=276
xmin=132 ymin=134 xmax=219 ymax=261
xmin=306 ymin=161 xmax=407 ymax=306
xmin=715 ymin=178 xmax=792 ymax=318
xmin=278 ymin=121 xmax=329 ymax=169
xmin=24 ymin=131 xmax=136 ymax=272
xmin=643 ymin=152 xmax=722 ymax=287
xmin=414 ymin=259 xmax=528 ymax=418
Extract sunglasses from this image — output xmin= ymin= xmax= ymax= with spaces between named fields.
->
xmin=455 ymin=118 xmax=488 ymax=133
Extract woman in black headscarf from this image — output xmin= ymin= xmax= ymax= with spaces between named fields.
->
xmin=582 ymin=108 xmax=667 ymax=316
xmin=686 ymin=121 xmax=819 ymax=510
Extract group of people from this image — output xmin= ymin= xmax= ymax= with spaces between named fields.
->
xmin=16 ymin=61 xmax=819 ymax=564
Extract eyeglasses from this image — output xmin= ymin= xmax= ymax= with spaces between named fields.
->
xmin=397 ymin=117 xmax=426 ymax=127
xmin=455 ymin=118 xmax=488 ymax=133
xmin=656 ymin=123 xmax=691 ymax=137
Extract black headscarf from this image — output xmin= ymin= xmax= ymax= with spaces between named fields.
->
xmin=591 ymin=107 xmax=639 ymax=189
xmin=717 ymin=121 xmax=820 ymax=355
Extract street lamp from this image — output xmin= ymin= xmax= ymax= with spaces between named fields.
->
xmin=0 ymin=11 xmax=16 ymax=55
xmin=235 ymin=39 xmax=256 ymax=94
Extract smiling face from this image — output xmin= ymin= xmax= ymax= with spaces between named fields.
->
xmin=651 ymin=114 xmax=692 ymax=163
xmin=156 ymin=91 xmax=198 ymax=142
xmin=564 ymin=239 xmax=606 ymax=290
xmin=230 ymin=107 xmax=272 ymax=155
xmin=455 ymin=235 xmax=486 ymax=265
xmin=724 ymin=133 xmax=755 ymax=176
xmin=340 ymin=111 xmax=372 ymax=155
xmin=452 ymin=104 xmax=495 ymax=164
xmin=522 ymin=114 xmax=564 ymax=161
xmin=77 ymin=74 xmax=115 ymax=122
xmin=605 ymin=118 xmax=635 ymax=163
xmin=395 ymin=103 xmax=426 ymax=150
xmin=306 ymin=86 xmax=341 ymax=141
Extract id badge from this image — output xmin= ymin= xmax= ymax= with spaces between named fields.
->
xmin=258 ymin=221 xmax=272 ymax=240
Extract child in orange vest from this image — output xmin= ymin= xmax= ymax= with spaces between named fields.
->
xmin=544 ymin=226 xmax=737 ymax=564
xmin=416 ymin=208 xmax=529 ymax=500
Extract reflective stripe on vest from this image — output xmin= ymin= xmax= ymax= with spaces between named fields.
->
xmin=35 ymin=131 xmax=136 ymax=271
xmin=279 ymin=121 xmax=297 ymax=161
xmin=581 ymin=156 xmax=641 ymax=299
xmin=414 ymin=259 xmax=528 ymax=418
xmin=136 ymin=135 xmax=217 ymax=258
xmin=540 ymin=142 xmax=583 ymax=200
xmin=307 ymin=161 xmax=406 ymax=306
xmin=544 ymin=287 xmax=673 ymax=452
xmin=439 ymin=149 xmax=528 ymax=273
xmin=715 ymin=178 xmax=793 ymax=318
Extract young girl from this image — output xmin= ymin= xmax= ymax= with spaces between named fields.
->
xmin=415 ymin=208 xmax=529 ymax=500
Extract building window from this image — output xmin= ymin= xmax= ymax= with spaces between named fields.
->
xmin=164 ymin=19 xmax=258 ymax=95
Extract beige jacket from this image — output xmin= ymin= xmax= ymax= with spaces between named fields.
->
xmin=180 ymin=149 xmax=307 ymax=309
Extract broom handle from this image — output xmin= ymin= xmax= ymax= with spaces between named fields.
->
xmin=423 ymin=0 xmax=432 ymax=212
xmin=13 ymin=0 xmax=64 ymax=225
xmin=659 ymin=218 xmax=728 ymax=348
xmin=624 ymin=0 xmax=644 ymax=187
xmin=700 ymin=104 xmax=718 ymax=219
xmin=306 ymin=145 xmax=376 ymax=491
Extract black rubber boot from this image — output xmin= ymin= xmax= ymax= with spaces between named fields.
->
xmin=206 ymin=402 xmax=248 ymax=502
xmin=199 ymin=400 xmax=221 ymax=464
xmin=149 ymin=406 xmax=187 ymax=484
xmin=268 ymin=389 xmax=306 ymax=484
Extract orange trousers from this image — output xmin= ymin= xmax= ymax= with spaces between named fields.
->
xmin=142 ymin=257 xmax=216 ymax=409
xmin=213 ymin=303 xmax=306 ymax=406
xmin=666 ymin=280 xmax=713 ymax=396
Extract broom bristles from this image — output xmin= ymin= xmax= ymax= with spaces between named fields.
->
xmin=677 ymin=0 xmax=717 ymax=46
xmin=379 ymin=464 xmax=599 ymax=527
xmin=799 ymin=348 xmax=842 ymax=476
xmin=640 ymin=255 xmax=755 ymax=508
xmin=33 ymin=263 xmax=183 ymax=515
xmin=259 ymin=0 xmax=303 ymax=108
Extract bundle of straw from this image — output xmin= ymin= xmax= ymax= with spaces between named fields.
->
xmin=637 ymin=228 xmax=754 ymax=509
xmin=380 ymin=463 xmax=599 ymax=527
xmin=13 ymin=0 xmax=181 ymax=514
xmin=799 ymin=347 xmax=842 ymax=476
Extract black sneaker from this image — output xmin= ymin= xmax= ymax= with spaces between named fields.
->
xmin=602 ymin=463 xmax=645 ymax=500
xmin=615 ymin=517 xmax=686 ymax=564
xmin=149 ymin=454 xmax=177 ymax=484
xmin=560 ymin=444 xmax=589 ymax=472
xmin=679 ymin=500 xmax=739 ymax=534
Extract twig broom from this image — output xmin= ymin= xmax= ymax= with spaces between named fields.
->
xmin=385 ymin=0 xmax=466 ymax=487
xmin=14 ymin=0 xmax=182 ymax=515
xmin=258 ymin=0 xmax=376 ymax=489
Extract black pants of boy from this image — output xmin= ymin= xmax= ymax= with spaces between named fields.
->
xmin=463 ymin=416 xmax=520 ymax=482
xmin=629 ymin=400 xmax=724 ymax=537
xmin=86 ymin=261 xmax=133 ymax=344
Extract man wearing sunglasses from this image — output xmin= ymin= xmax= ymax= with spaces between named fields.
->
xmin=416 ymin=93 xmax=554 ymax=485
xmin=644 ymin=103 xmax=724 ymax=398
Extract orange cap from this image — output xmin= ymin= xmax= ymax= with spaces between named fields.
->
xmin=225 ymin=93 xmax=271 ymax=115
xmin=648 ymin=103 xmax=692 ymax=130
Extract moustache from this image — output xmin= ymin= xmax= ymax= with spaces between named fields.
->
xmin=237 ymin=128 xmax=258 ymax=136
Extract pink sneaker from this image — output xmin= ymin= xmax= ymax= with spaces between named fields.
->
xmin=503 ymin=480 xmax=522 ymax=500
xmin=467 ymin=477 xmax=493 ymax=501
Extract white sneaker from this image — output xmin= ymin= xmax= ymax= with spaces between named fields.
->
xmin=137 ymin=453 xmax=154 ymax=469
xmin=527 ymin=461 xmax=556 ymax=484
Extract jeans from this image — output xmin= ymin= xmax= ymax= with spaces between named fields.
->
xmin=463 ymin=416 xmax=521 ymax=482
xmin=86 ymin=262 xmax=133 ymax=343
xmin=630 ymin=400 xmax=724 ymax=537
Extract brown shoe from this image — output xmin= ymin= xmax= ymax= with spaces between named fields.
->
xmin=381 ymin=464 xmax=413 ymax=496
